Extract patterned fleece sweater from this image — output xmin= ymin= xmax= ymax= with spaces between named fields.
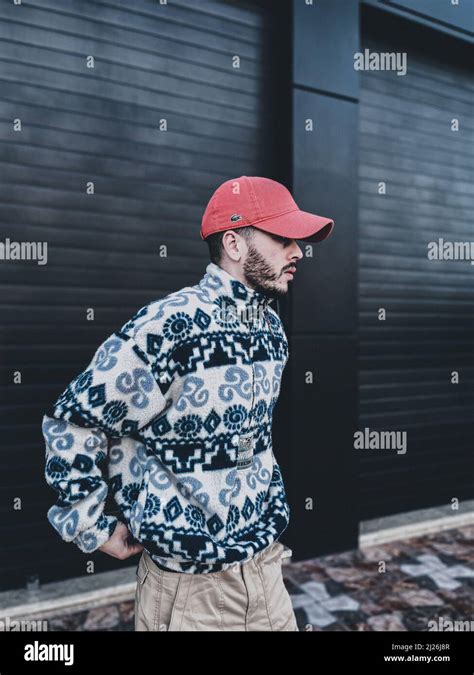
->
xmin=42 ymin=261 xmax=291 ymax=573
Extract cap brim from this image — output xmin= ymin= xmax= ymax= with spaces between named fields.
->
xmin=252 ymin=208 xmax=334 ymax=243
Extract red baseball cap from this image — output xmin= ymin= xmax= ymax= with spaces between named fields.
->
xmin=200 ymin=176 xmax=334 ymax=243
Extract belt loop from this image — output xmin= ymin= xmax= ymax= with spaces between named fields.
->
xmin=137 ymin=549 xmax=150 ymax=585
xmin=143 ymin=549 xmax=150 ymax=571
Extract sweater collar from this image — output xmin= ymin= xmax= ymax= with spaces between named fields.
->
xmin=200 ymin=262 xmax=272 ymax=326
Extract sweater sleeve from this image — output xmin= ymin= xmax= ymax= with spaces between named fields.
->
xmin=42 ymin=330 xmax=167 ymax=553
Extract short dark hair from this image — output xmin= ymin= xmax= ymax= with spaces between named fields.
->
xmin=206 ymin=226 xmax=255 ymax=264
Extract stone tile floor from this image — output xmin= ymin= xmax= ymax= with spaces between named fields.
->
xmin=47 ymin=525 xmax=474 ymax=631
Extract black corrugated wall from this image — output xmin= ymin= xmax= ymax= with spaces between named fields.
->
xmin=358 ymin=13 xmax=474 ymax=518
xmin=0 ymin=0 xmax=280 ymax=590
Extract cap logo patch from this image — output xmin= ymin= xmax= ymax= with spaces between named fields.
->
xmin=230 ymin=214 xmax=243 ymax=223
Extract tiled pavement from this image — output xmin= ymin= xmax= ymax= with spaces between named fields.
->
xmin=287 ymin=525 xmax=474 ymax=631
xmin=46 ymin=525 xmax=474 ymax=631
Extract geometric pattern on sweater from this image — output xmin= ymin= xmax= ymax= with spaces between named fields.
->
xmin=43 ymin=262 xmax=291 ymax=573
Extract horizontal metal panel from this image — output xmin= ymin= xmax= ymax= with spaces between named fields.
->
xmin=383 ymin=0 xmax=474 ymax=34
xmin=358 ymin=29 xmax=474 ymax=519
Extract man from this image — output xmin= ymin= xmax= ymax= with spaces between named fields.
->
xmin=42 ymin=176 xmax=334 ymax=631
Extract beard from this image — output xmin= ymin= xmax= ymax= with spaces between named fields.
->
xmin=242 ymin=244 xmax=289 ymax=300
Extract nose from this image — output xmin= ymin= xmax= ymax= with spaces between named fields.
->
xmin=290 ymin=240 xmax=304 ymax=261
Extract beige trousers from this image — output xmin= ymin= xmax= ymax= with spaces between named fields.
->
xmin=134 ymin=540 xmax=299 ymax=632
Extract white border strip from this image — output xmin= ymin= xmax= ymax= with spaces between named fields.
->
xmin=0 ymin=582 xmax=136 ymax=621
xmin=359 ymin=512 xmax=474 ymax=548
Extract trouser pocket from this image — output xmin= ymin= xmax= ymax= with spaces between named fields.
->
xmin=134 ymin=552 xmax=156 ymax=631
xmin=257 ymin=544 xmax=299 ymax=632
xmin=134 ymin=551 xmax=188 ymax=632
